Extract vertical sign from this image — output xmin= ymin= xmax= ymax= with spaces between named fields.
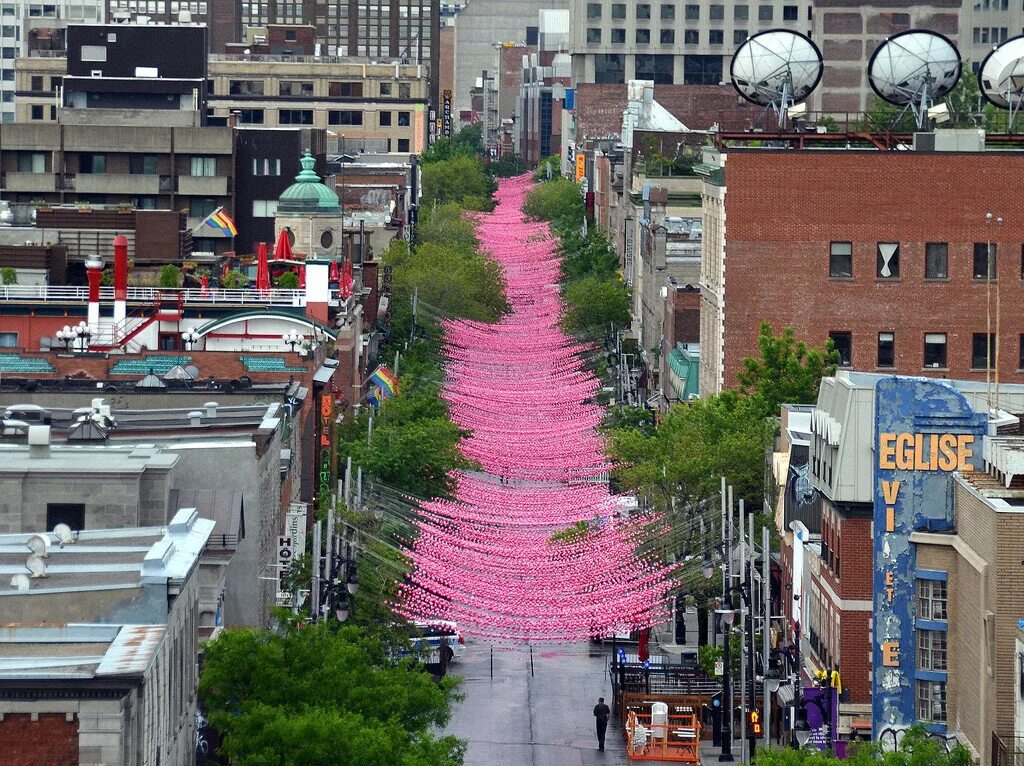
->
xmin=414 ymin=104 xmax=426 ymax=154
xmin=575 ymin=152 xmax=585 ymax=182
xmin=286 ymin=508 xmax=307 ymax=559
xmin=277 ymin=534 xmax=294 ymax=603
xmin=871 ymin=377 xmax=985 ymax=733
xmin=442 ymin=89 xmax=453 ymax=139
xmin=318 ymin=392 xmax=335 ymax=510
xmin=624 ymin=217 xmax=635 ymax=285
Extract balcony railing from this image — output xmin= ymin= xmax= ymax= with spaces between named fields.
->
xmin=0 ymin=285 xmax=309 ymax=307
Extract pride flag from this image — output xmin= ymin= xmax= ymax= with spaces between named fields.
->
xmin=201 ymin=207 xmax=238 ymax=237
xmin=369 ymin=365 xmax=399 ymax=399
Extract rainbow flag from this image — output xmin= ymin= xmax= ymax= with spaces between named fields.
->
xmin=369 ymin=365 xmax=399 ymax=399
xmin=202 ymin=207 xmax=238 ymax=237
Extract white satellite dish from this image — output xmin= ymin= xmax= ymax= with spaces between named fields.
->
xmin=979 ymin=34 xmax=1024 ymax=130
xmin=10 ymin=574 xmax=30 ymax=591
xmin=868 ymin=30 xmax=962 ymax=130
xmin=26 ymin=533 xmax=50 ymax=557
xmin=26 ymin=554 xmax=48 ymax=578
xmin=730 ymin=29 xmax=823 ymax=129
xmin=53 ymin=523 xmax=77 ymax=545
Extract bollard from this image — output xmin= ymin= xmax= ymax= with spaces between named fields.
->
xmin=530 ymin=645 xmax=535 ymax=677
xmin=490 ymin=645 xmax=494 ymax=680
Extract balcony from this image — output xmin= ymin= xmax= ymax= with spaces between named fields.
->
xmin=178 ymin=175 xmax=228 ymax=196
xmin=74 ymin=174 xmax=168 ymax=195
xmin=2 ymin=172 xmax=57 ymax=193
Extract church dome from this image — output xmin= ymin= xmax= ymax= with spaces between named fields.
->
xmin=277 ymin=151 xmax=341 ymax=214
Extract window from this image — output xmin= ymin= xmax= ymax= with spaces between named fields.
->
xmin=587 ymin=27 xmax=601 ymax=43
xmin=636 ymin=28 xmax=651 ymax=43
xmin=709 ymin=3 xmax=724 ymax=19
xmin=758 ymin=4 xmax=773 ymax=20
xmin=660 ymin=29 xmax=674 ymax=44
xmin=397 ymin=110 xmax=410 ymax=126
xmin=379 ymin=110 xmax=393 ymax=126
xmin=612 ymin=2 xmax=625 ymax=17
xmin=279 ymin=109 xmax=313 ymax=124
xmin=229 ymin=79 xmax=264 ymax=95
xmin=683 ymin=54 xmax=722 ymax=84
xmin=190 ymin=156 xmax=215 ymax=176
xmin=829 ymin=332 xmax=852 ymax=367
xmin=916 ymin=578 xmax=947 ymax=620
xmin=238 ymin=108 xmax=264 ymax=124
xmin=917 ymin=629 xmax=948 ymax=671
xmin=916 ymin=680 xmax=946 ymax=724
xmin=734 ymin=4 xmax=748 ymax=19
xmin=279 ymin=80 xmax=314 ymax=97
xmin=0 ymin=332 xmax=16 ymax=347
xmin=924 ymin=333 xmax=948 ymax=368
xmin=328 ymin=110 xmax=363 ymax=125
xmin=734 ymin=29 xmax=748 ymax=45
xmin=829 ymin=242 xmax=852 ymax=277
xmin=30 ymin=104 xmax=43 ymax=120
xmin=129 ymin=155 xmax=157 ymax=174
xmin=878 ymin=332 xmax=895 ymax=368
xmin=877 ymin=242 xmax=899 ymax=278
xmin=684 ymin=29 xmax=699 ymax=44
xmin=79 ymin=153 xmax=106 ymax=174
xmin=17 ymin=152 xmax=44 ymax=172
xmin=783 ymin=4 xmax=798 ymax=20
xmin=974 ymin=242 xmax=996 ymax=279
xmin=636 ymin=3 xmax=650 ymax=18
xmin=684 ymin=3 xmax=699 ymax=18
xmin=397 ymin=138 xmax=410 ymax=152
xmin=709 ymin=29 xmax=724 ymax=44
xmin=972 ymin=333 xmax=996 ymax=370
xmin=611 ymin=28 xmax=625 ymax=42
xmin=46 ymin=503 xmax=85 ymax=531
xmin=80 ymin=44 xmax=106 ymax=61
xmin=252 ymin=158 xmax=281 ymax=176
xmin=595 ymin=54 xmax=625 ymax=83
xmin=586 ymin=1 xmax=600 ymax=17
xmin=398 ymin=82 xmax=411 ymax=98
xmin=252 ymin=200 xmax=279 ymax=217
xmin=925 ymin=242 xmax=948 ymax=279
xmin=380 ymin=82 xmax=392 ymax=96
xmin=660 ymin=3 xmax=674 ymax=18
xmin=636 ymin=54 xmax=674 ymax=84
xmin=30 ymin=75 xmax=42 ymax=90
xmin=285 ymin=28 xmax=297 ymax=40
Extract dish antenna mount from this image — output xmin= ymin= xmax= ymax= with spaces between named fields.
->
xmin=979 ymin=34 xmax=1024 ymax=132
xmin=730 ymin=30 xmax=824 ymax=129
xmin=868 ymin=30 xmax=962 ymax=130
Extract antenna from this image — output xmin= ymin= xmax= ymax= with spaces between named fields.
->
xmin=26 ymin=533 xmax=50 ymax=557
xmin=10 ymin=574 xmax=30 ymax=591
xmin=978 ymin=34 xmax=1024 ymax=132
xmin=53 ymin=523 xmax=77 ymax=545
xmin=25 ymin=554 xmax=48 ymax=578
xmin=730 ymin=30 xmax=824 ymax=130
xmin=868 ymin=30 xmax=962 ymax=130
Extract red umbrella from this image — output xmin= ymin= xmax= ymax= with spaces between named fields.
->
xmin=256 ymin=242 xmax=271 ymax=292
xmin=274 ymin=228 xmax=294 ymax=261
xmin=329 ymin=259 xmax=340 ymax=283
xmin=339 ymin=257 xmax=353 ymax=298
xmin=298 ymin=266 xmax=306 ymax=289
xmin=200 ymin=274 xmax=209 ymax=297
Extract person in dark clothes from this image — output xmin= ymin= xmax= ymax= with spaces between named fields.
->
xmin=594 ymin=697 xmax=611 ymax=751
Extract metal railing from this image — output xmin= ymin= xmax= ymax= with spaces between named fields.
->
xmin=0 ymin=286 xmax=308 ymax=306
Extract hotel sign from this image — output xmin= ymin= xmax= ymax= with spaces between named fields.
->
xmin=318 ymin=393 xmax=335 ymax=505
xmin=871 ymin=377 xmax=985 ymax=733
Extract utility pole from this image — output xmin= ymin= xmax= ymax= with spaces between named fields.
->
xmin=411 ymin=286 xmax=418 ymax=339
xmin=719 ymin=485 xmax=734 ymax=762
xmin=739 ymin=499 xmax=746 ymax=760
xmin=748 ymin=511 xmax=757 ymax=760
xmin=762 ymin=525 xmax=771 ymax=751
xmin=311 ymin=520 xmax=322 ymax=622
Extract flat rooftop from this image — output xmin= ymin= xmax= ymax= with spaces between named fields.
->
xmin=0 ymin=623 xmax=166 ymax=680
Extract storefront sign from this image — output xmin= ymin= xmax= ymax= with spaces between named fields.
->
xmin=286 ymin=509 xmax=306 ymax=559
xmin=575 ymin=152 xmax=585 ymax=182
xmin=277 ymin=534 xmax=294 ymax=601
xmin=318 ymin=393 xmax=335 ymax=504
xmin=871 ymin=377 xmax=985 ymax=733
xmin=442 ymin=89 xmax=453 ymax=139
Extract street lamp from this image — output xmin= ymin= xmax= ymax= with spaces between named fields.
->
xmin=282 ymin=329 xmax=305 ymax=353
xmin=55 ymin=325 xmax=74 ymax=351
xmin=73 ymin=321 xmax=93 ymax=351
xmin=181 ymin=328 xmax=200 ymax=351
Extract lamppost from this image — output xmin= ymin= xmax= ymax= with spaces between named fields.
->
xmin=325 ymin=556 xmax=359 ymax=622
xmin=55 ymin=325 xmax=75 ymax=351
xmin=72 ymin=321 xmax=93 ymax=352
xmin=181 ymin=328 xmax=200 ymax=351
xmin=282 ymin=329 xmax=305 ymax=353
xmin=793 ymin=673 xmax=834 ymax=752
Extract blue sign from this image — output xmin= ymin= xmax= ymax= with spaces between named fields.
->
xmin=871 ymin=377 xmax=985 ymax=732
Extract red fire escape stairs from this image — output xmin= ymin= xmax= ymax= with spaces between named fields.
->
xmin=90 ymin=292 xmax=185 ymax=352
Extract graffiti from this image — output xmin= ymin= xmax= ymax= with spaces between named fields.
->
xmin=360 ymin=188 xmax=392 ymax=210
xmin=195 ymin=709 xmax=210 ymax=759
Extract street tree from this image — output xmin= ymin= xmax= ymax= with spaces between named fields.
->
xmin=562 ymin=275 xmax=630 ymax=336
xmin=414 ymin=202 xmax=480 ymax=255
xmin=421 ymin=155 xmax=495 ymax=207
xmin=751 ymin=725 xmax=970 ymax=766
xmin=199 ymin=622 xmax=466 ymax=766
xmin=522 ymin=176 xmax=586 ymax=230
xmin=559 ymin=229 xmax=619 ymax=285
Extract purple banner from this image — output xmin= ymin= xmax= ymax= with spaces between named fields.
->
xmin=803 ymin=686 xmax=845 ymax=757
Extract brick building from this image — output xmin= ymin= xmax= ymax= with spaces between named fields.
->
xmin=700 ymin=144 xmax=1024 ymax=396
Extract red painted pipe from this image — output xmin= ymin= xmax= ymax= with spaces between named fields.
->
xmin=113 ymin=234 xmax=129 ymax=302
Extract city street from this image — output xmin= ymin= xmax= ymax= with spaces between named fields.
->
xmin=445 ymin=640 xmax=629 ymax=766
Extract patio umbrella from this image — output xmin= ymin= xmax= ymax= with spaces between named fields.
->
xmin=199 ymin=273 xmax=209 ymax=297
xmin=274 ymin=228 xmax=294 ymax=261
xmin=298 ymin=265 xmax=306 ymax=289
xmin=256 ymin=242 xmax=271 ymax=291
xmin=339 ymin=257 xmax=353 ymax=298
xmin=329 ymin=259 xmax=340 ymax=283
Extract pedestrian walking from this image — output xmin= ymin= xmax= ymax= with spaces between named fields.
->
xmin=594 ymin=697 xmax=611 ymax=751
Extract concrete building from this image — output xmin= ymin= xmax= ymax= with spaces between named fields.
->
xmin=0 ymin=507 xmax=213 ymax=766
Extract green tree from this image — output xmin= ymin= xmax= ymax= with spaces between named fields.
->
xmin=0 ymin=267 xmax=16 ymax=285
xmin=158 ymin=264 xmax=181 ymax=288
xmin=736 ymin=322 xmax=839 ymax=418
xmin=199 ymin=622 xmax=466 ymax=766
xmin=489 ymin=153 xmax=527 ymax=177
xmin=562 ymin=275 xmax=630 ymax=336
xmin=220 ymin=269 xmax=248 ymax=289
xmin=275 ymin=271 xmax=300 ymax=289
xmin=522 ymin=176 xmax=585 ymax=231
xmin=752 ymin=724 xmax=970 ymax=766
xmin=452 ymin=124 xmax=485 ymax=156
xmin=415 ymin=202 xmax=480 ymax=255
xmin=559 ymin=228 xmax=619 ymax=284
xmin=421 ymin=155 xmax=495 ymax=207
xmin=534 ymin=155 xmax=562 ymax=181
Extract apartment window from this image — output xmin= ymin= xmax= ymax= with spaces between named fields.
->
xmin=611 ymin=28 xmax=625 ymax=43
xmin=17 ymin=152 xmax=44 ymax=173
xmin=917 ymin=629 xmax=948 ymax=671
xmin=380 ymin=82 xmax=393 ymax=96
xmin=709 ymin=3 xmax=724 ymax=19
xmin=916 ymin=680 xmax=947 ymax=724
xmin=46 ymin=503 xmax=84 ymax=531
xmin=280 ymin=109 xmax=313 ymax=124
xmin=30 ymin=75 xmax=42 ymax=90
xmin=397 ymin=110 xmax=410 ymax=126
xmin=595 ymin=54 xmax=625 ymax=84
xmin=238 ymin=108 xmax=264 ymax=124
xmin=587 ymin=27 xmax=601 ymax=43
xmin=758 ymin=4 xmax=773 ymax=20
xmin=129 ymin=155 xmax=157 ymax=174
xmin=397 ymin=138 xmax=410 ymax=152
xmin=829 ymin=332 xmax=852 ymax=367
xmin=878 ymin=332 xmax=895 ymax=368
xmin=734 ymin=29 xmax=748 ymax=45
xmin=660 ymin=3 xmax=674 ymax=19
xmin=709 ymin=29 xmax=724 ymax=44
xmin=79 ymin=153 xmax=106 ymax=174
xmin=30 ymin=104 xmax=43 ymax=120
xmin=398 ymin=82 xmax=411 ymax=98
xmin=916 ymin=578 xmax=947 ymax=621
xmin=783 ymin=4 xmax=798 ymax=20
xmin=252 ymin=158 xmax=281 ymax=176
xmin=829 ymin=241 xmax=852 ymax=277
xmin=285 ymin=28 xmax=297 ymax=40
xmin=734 ymin=4 xmax=748 ymax=19
xmin=684 ymin=29 xmax=699 ymax=44
xmin=660 ymin=29 xmax=675 ymax=44
xmin=612 ymin=2 xmax=625 ymax=17
xmin=229 ymin=79 xmax=264 ymax=95
xmin=636 ymin=28 xmax=651 ymax=43
xmin=586 ymin=2 xmax=600 ymax=18
xmin=329 ymin=110 xmax=363 ymax=125
xmin=0 ymin=332 xmax=16 ymax=347
xmin=972 ymin=332 xmax=996 ymax=370
xmin=190 ymin=156 xmax=215 ymax=176
xmin=252 ymin=200 xmax=279 ymax=218
xmin=925 ymin=242 xmax=948 ymax=279
xmin=684 ymin=3 xmax=699 ymax=18
xmin=279 ymin=80 xmax=314 ymax=97
xmin=924 ymin=333 xmax=948 ymax=369
xmin=974 ymin=242 xmax=996 ymax=279
xmin=636 ymin=3 xmax=650 ymax=18
xmin=378 ymin=110 xmax=393 ymax=126
xmin=877 ymin=242 xmax=900 ymax=278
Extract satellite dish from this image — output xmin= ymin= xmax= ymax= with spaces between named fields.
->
xmin=53 ymin=523 xmax=76 ymax=545
xmin=26 ymin=554 xmax=48 ymax=578
xmin=978 ymin=34 xmax=1024 ymax=129
xmin=10 ymin=574 xmax=30 ymax=591
xmin=868 ymin=30 xmax=962 ymax=129
xmin=26 ymin=533 xmax=50 ymax=557
xmin=730 ymin=29 xmax=823 ymax=129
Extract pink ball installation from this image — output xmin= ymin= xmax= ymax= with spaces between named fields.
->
xmin=395 ymin=174 xmax=677 ymax=642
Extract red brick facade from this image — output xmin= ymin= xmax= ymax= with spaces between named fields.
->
xmin=0 ymin=713 xmax=78 ymax=766
xmin=721 ymin=151 xmax=1024 ymax=389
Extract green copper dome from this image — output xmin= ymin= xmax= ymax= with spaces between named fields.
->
xmin=277 ymin=151 xmax=341 ymax=214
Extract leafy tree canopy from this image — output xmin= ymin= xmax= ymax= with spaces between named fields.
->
xmin=415 ymin=202 xmax=480 ymax=255
xmin=421 ymin=155 xmax=496 ymax=208
xmin=752 ymin=725 xmax=970 ymax=766
xmin=522 ymin=176 xmax=586 ymax=231
xmin=562 ymin=275 xmax=630 ymax=336
xmin=559 ymin=228 xmax=619 ymax=285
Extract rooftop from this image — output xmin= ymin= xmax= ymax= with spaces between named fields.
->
xmin=0 ymin=623 xmax=167 ymax=680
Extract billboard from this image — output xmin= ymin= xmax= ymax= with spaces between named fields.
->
xmin=871 ymin=377 xmax=985 ymax=732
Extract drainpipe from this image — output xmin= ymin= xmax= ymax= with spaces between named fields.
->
xmin=113 ymin=234 xmax=129 ymax=326
xmin=85 ymin=257 xmax=103 ymax=329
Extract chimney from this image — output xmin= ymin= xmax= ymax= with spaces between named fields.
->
xmin=27 ymin=425 xmax=51 ymax=459
xmin=205 ymin=401 xmax=218 ymax=418
xmin=85 ymin=257 xmax=103 ymax=329
xmin=113 ymin=235 xmax=129 ymax=326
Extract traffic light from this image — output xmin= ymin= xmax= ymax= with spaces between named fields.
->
xmin=749 ymin=709 xmax=763 ymax=737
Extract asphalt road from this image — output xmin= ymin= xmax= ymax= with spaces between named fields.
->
xmin=444 ymin=640 xmax=630 ymax=766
